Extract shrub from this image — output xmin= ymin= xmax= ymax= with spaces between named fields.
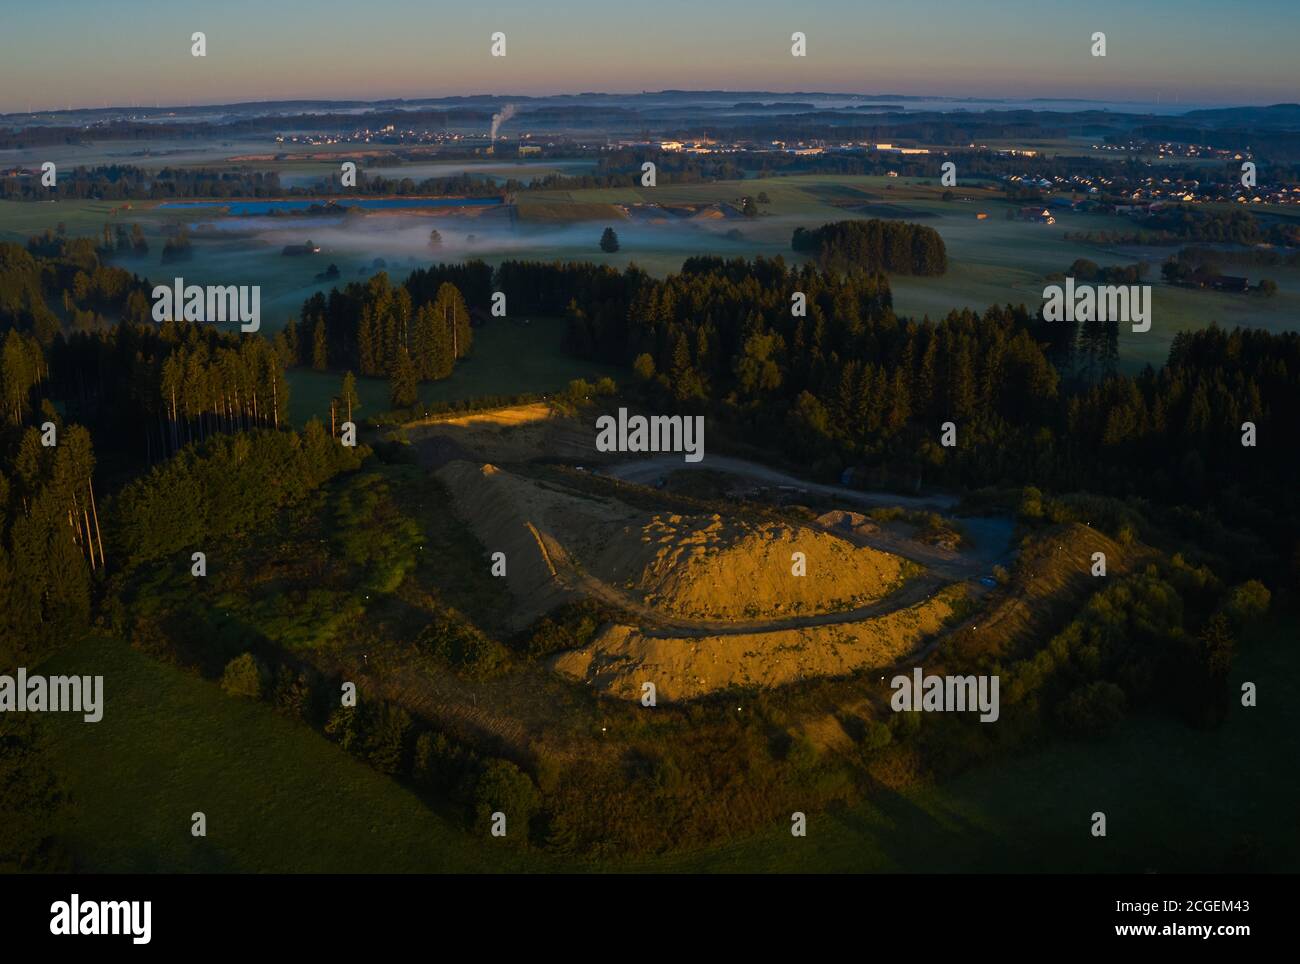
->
xmin=1056 ymin=681 xmax=1127 ymax=738
xmin=519 ymin=600 xmax=608 ymax=659
xmin=220 ymin=653 xmax=267 ymax=700
xmin=1222 ymin=580 xmax=1270 ymax=629
xmin=413 ymin=730 xmax=479 ymax=794
xmin=418 ymin=610 xmax=509 ymax=679
xmin=471 ymin=759 xmax=540 ymax=841
xmin=365 ymin=704 xmax=414 ymax=775
xmin=271 ymin=665 xmax=317 ymax=721
xmin=1018 ymin=485 xmax=1045 ymax=521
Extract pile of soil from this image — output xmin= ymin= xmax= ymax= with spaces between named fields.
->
xmin=585 ymin=512 xmax=904 ymax=619
xmin=553 ymin=583 xmax=968 ymax=701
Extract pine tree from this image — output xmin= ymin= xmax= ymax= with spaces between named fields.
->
xmin=430 ymin=306 xmax=454 ymax=379
xmin=357 ymin=307 xmax=377 ymax=376
xmin=341 ymin=371 xmax=359 ymax=423
xmin=887 ymin=367 xmax=911 ymax=433
xmin=311 ymin=318 xmax=328 ymax=371
xmin=388 ymin=347 xmax=419 ymax=409
xmin=411 ymin=303 xmax=437 ymax=380
xmin=431 ymin=283 xmax=471 ymax=361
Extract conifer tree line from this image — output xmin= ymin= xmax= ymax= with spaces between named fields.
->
xmin=0 ymin=156 xmax=743 ymax=205
xmin=287 ymin=257 xmax=640 ymax=389
xmin=52 ymin=320 xmax=289 ymax=463
xmin=0 ymin=239 xmax=150 ymax=664
xmin=0 ymin=412 xmax=100 ymax=664
xmin=1 ymin=329 xmax=48 ymax=426
xmin=155 ymin=324 xmax=289 ymax=453
xmin=0 ymin=165 xmax=285 ymax=201
xmin=0 ymin=163 xmax=515 ymax=202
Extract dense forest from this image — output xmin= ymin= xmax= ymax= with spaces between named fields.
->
xmin=8 ymin=235 xmax=1299 ymax=621
xmin=792 ymin=219 xmax=948 ymax=276
xmin=289 ymin=269 xmax=473 ymax=381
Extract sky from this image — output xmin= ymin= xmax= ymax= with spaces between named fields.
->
xmin=1 ymin=0 xmax=1296 ymax=113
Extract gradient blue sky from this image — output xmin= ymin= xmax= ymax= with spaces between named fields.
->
xmin=1 ymin=0 xmax=1296 ymax=113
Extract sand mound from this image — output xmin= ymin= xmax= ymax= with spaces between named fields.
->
xmin=436 ymin=463 xmax=565 ymax=629
xmin=553 ymin=583 xmax=968 ymax=701
xmin=584 ymin=512 xmax=903 ymax=619
xmin=435 ymin=459 xmax=958 ymax=698
xmin=435 ymin=460 xmax=638 ymax=629
xmin=689 ymin=205 xmax=727 ymax=220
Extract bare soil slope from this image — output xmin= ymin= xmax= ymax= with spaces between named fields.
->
xmin=434 ymin=460 xmax=636 ymax=629
xmin=553 ymin=583 xmax=969 ymax=701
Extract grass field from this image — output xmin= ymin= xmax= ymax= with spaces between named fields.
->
xmin=286 ymin=315 xmax=622 ymax=425
xmin=38 ymin=637 xmax=560 ymax=873
xmin=0 ymin=198 xmax=171 ymax=241
xmin=36 ymin=616 xmax=1296 ymax=873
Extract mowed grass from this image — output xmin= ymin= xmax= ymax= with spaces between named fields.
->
xmin=0 ymin=198 xmax=169 ymax=241
xmin=286 ymin=315 xmax=623 ymax=425
xmin=37 ymin=637 xmax=561 ymax=873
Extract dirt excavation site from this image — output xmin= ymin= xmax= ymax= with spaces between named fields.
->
xmin=418 ymin=405 xmax=1004 ymax=702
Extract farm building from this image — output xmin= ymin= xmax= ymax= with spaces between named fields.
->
xmin=1018 ymin=206 xmax=1055 ymax=224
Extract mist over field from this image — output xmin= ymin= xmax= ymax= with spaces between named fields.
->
xmin=129 ymin=210 xmax=789 ymax=327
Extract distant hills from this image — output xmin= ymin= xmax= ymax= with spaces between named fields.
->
xmin=8 ymin=91 xmax=1296 ymax=125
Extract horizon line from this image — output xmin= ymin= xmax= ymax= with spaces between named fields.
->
xmin=5 ymin=89 xmax=1294 ymax=120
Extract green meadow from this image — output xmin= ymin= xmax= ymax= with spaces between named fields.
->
xmin=38 ymin=638 xmax=559 ymax=873
xmin=0 ymin=198 xmax=164 ymax=241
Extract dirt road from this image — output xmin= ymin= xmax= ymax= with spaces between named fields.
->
xmin=599 ymin=453 xmax=1016 ymax=579
xmin=599 ymin=453 xmax=959 ymax=511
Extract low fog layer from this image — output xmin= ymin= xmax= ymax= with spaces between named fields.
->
xmin=219 ymin=212 xmax=783 ymax=261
